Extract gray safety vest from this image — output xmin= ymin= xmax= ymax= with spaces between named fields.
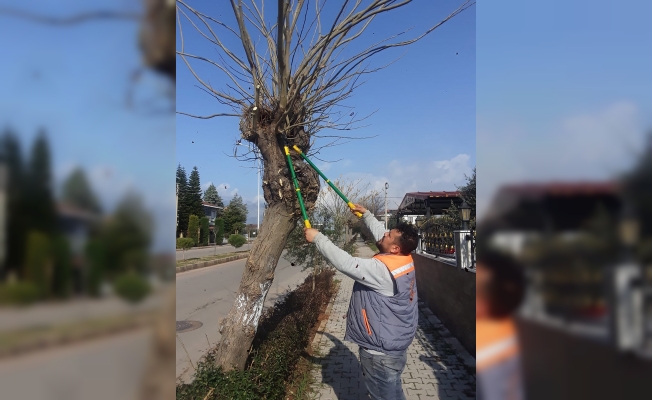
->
xmin=344 ymin=253 xmax=418 ymax=355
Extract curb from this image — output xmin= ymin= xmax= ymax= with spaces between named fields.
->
xmin=176 ymin=243 xmax=253 ymax=251
xmin=418 ymin=302 xmax=476 ymax=369
xmin=176 ymin=252 xmax=250 ymax=274
xmin=0 ymin=312 xmax=155 ymax=359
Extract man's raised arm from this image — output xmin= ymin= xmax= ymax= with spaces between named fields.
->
xmin=350 ymin=204 xmax=387 ymax=242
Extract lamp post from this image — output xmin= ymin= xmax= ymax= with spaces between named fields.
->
xmin=459 ymin=201 xmax=471 ymax=231
xmin=415 ymin=216 xmax=426 ymax=254
xmin=459 ymin=200 xmax=474 ymax=270
xmin=384 ymin=182 xmax=389 ymax=230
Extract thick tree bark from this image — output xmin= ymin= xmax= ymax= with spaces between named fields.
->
xmin=212 ymin=202 xmax=295 ymax=370
xmin=213 ymin=116 xmax=319 ymax=371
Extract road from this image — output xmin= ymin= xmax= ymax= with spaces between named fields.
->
xmin=176 ymin=251 xmax=311 ymax=383
xmin=176 ymin=243 xmax=253 ymax=260
xmin=0 ymin=329 xmax=151 ymax=400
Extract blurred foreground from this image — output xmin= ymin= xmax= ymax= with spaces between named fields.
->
xmin=480 ymin=134 xmax=652 ymax=399
xmin=0 ymin=0 xmax=175 ymax=398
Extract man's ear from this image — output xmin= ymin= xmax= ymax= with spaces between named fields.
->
xmin=390 ymin=244 xmax=401 ymax=254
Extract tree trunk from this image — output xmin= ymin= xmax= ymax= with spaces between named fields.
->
xmin=212 ymin=202 xmax=296 ymax=370
xmin=214 ymin=107 xmax=319 ymax=371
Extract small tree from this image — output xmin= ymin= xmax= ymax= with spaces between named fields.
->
xmin=200 ymin=216 xmax=210 ymax=246
xmin=176 ymin=237 xmax=195 ymax=260
xmin=188 ymin=215 xmax=200 ymax=246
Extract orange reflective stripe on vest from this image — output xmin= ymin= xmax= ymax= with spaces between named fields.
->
xmin=373 ymin=253 xmax=414 ymax=278
xmin=476 ymin=318 xmax=519 ymax=372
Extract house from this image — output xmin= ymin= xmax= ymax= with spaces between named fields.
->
xmin=202 ymin=201 xmax=222 ymax=224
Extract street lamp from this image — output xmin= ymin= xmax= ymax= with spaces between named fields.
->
xmin=384 ymin=182 xmax=389 ymax=230
xmin=415 ymin=216 xmax=426 ymax=254
xmin=459 ymin=201 xmax=471 ymax=231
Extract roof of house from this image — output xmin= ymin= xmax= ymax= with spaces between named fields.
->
xmin=202 ymin=201 xmax=223 ymax=209
xmin=396 ymin=191 xmax=463 ymax=216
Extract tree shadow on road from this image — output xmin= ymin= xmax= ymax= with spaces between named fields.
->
xmin=310 ymin=332 xmax=370 ymax=400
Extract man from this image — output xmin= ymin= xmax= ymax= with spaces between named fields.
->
xmin=304 ymin=204 xmax=419 ymax=400
xmin=476 ymin=247 xmax=526 ymax=400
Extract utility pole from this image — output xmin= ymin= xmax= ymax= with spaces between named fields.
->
xmin=257 ymin=161 xmax=260 ymax=231
xmin=384 ymin=182 xmax=389 ymax=230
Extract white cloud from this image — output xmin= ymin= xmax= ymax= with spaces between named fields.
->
xmin=202 ymin=181 xmax=213 ymax=190
xmin=477 ymin=101 xmax=645 ymax=219
xmin=340 ymin=153 xmax=473 ymax=209
xmin=316 ymin=162 xmax=331 ymax=172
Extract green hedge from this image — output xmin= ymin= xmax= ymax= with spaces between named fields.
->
xmin=0 ymin=281 xmax=41 ymax=305
xmin=200 ymin=217 xmax=210 ymax=246
xmin=177 ymin=269 xmax=335 ymax=400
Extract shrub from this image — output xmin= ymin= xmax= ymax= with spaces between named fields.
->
xmin=176 ymin=237 xmax=195 ymax=250
xmin=215 ymin=218 xmax=225 ymax=245
xmin=24 ymin=231 xmax=51 ymax=299
xmin=52 ymin=235 xmax=73 ymax=299
xmin=228 ymin=234 xmax=246 ymax=248
xmin=176 ymin=269 xmax=335 ymax=400
xmin=200 ymin=217 xmax=210 ymax=246
xmin=0 ymin=281 xmax=41 ymax=305
xmin=86 ymin=239 xmax=107 ymax=297
xmin=113 ymin=272 xmax=151 ymax=304
xmin=188 ymin=215 xmax=200 ymax=246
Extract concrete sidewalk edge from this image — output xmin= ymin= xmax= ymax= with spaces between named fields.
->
xmin=176 ymin=253 xmax=249 ymax=274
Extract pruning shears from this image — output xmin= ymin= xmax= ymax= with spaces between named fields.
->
xmin=282 ymin=137 xmax=363 ymax=229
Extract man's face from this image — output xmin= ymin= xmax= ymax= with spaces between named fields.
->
xmin=377 ymin=229 xmax=401 ymax=254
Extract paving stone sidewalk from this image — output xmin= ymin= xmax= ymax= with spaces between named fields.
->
xmin=310 ymin=243 xmax=476 ymax=400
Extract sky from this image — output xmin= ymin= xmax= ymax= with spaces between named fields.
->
xmin=477 ymin=0 xmax=652 ymax=219
xmin=0 ymin=0 xmax=176 ymax=252
xmin=176 ymin=0 xmax=476 ymax=224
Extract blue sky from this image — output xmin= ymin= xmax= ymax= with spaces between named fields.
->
xmin=0 ymin=0 xmax=176 ymax=252
xmin=477 ymin=0 xmax=652 ymax=218
xmin=176 ymin=1 xmax=476 ymax=223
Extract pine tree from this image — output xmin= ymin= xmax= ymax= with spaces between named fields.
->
xmin=224 ymin=194 xmax=248 ymax=235
xmin=1 ymin=130 xmax=26 ymax=275
xmin=26 ymin=130 xmax=56 ymax=234
xmin=61 ymin=167 xmax=102 ymax=214
xmin=176 ymin=164 xmax=190 ymax=237
xmin=203 ymin=183 xmax=224 ymax=216
xmin=188 ymin=167 xmax=204 ymax=221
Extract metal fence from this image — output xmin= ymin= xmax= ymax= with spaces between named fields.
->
xmin=421 ymin=222 xmax=457 ymax=257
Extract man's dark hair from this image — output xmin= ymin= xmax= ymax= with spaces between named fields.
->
xmin=477 ymin=247 xmax=526 ymax=318
xmin=394 ymin=222 xmax=419 ymax=255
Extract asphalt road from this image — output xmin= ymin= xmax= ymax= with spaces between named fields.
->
xmin=0 ymin=329 xmax=151 ymax=400
xmin=176 ymin=243 xmax=253 ymax=260
xmin=176 ymin=251 xmax=311 ymax=383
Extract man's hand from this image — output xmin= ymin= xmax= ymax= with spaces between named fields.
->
xmin=304 ymin=228 xmax=319 ymax=243
xmin=350 ymin=204 xmax=368 ymax=215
